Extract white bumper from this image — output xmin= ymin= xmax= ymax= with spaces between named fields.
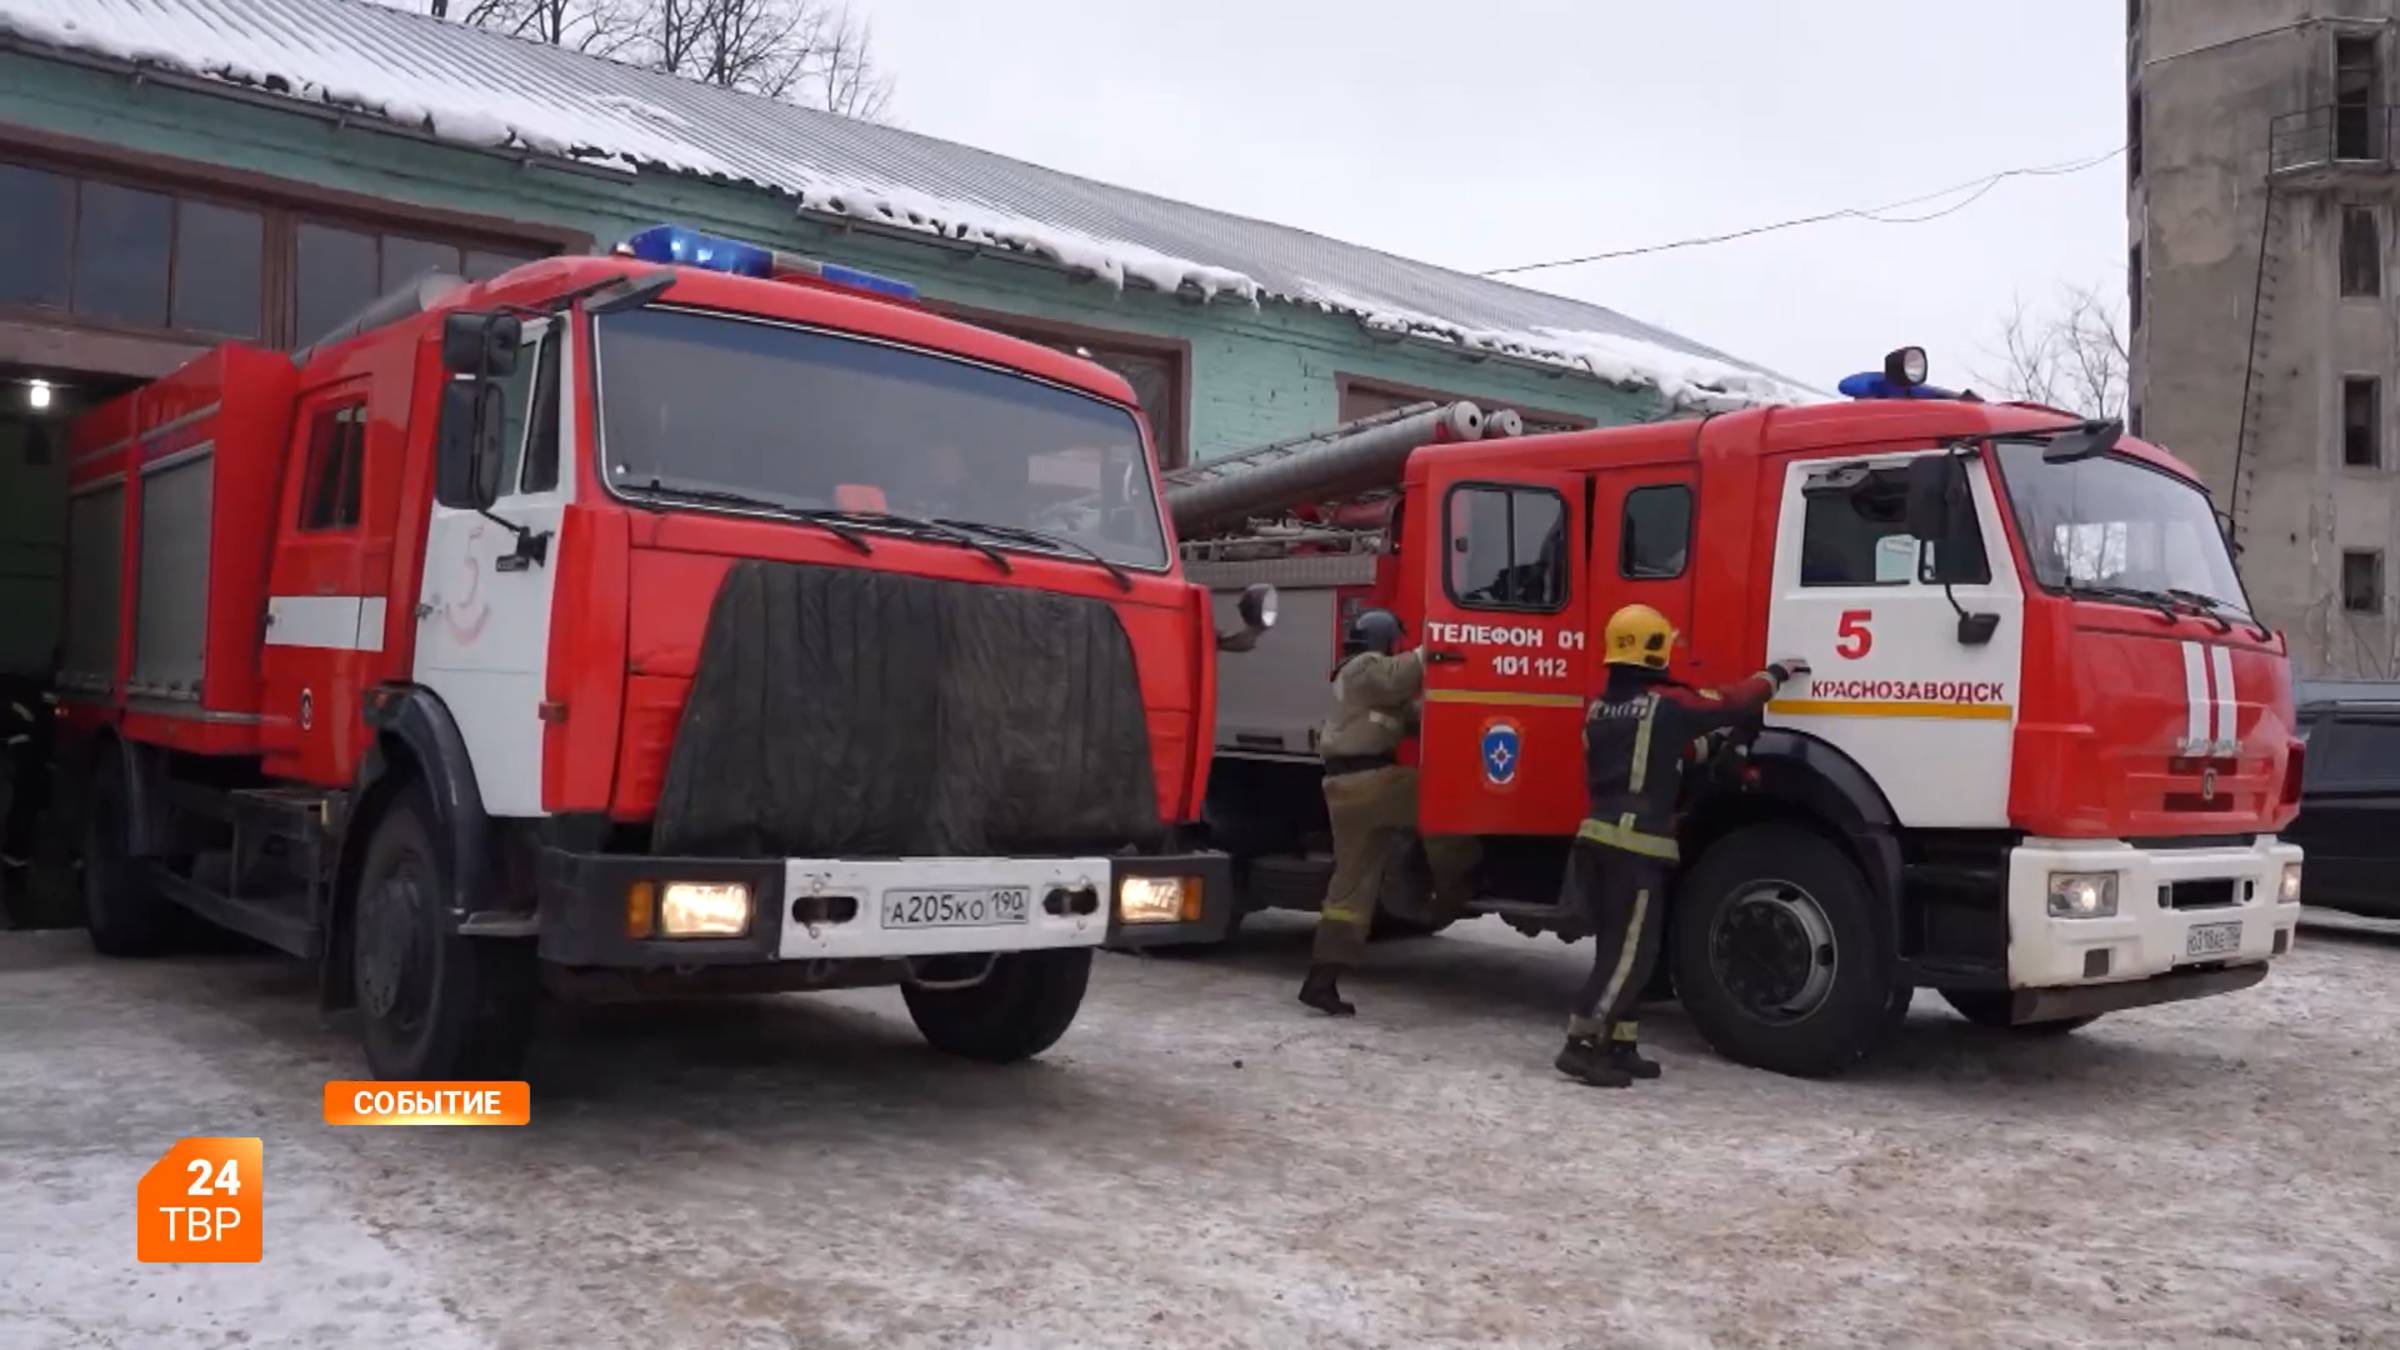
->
xmin=780 ymin=856 xmax=1112 ymax=960
xmin=2006 ymin=836 xmax=2301 ymax=988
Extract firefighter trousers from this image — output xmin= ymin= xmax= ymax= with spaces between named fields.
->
xmin=1313 ymin=765 xmax=1480 ymax=966
xmin=1563 ymin=839 xmax=1668 ymax=1041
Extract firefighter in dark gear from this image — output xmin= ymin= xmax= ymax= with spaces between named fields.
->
xmin=1298 ymin=608 xmax=1481 ymax=1016
xmin=1554 ymin=603 xmax=1808 ymax=1087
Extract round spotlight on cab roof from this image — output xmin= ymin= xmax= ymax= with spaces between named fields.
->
xmin=1884 ymin=347 xmax=1929 ymax=388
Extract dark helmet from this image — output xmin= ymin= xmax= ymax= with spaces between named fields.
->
xmin=1344 ymin=608 xmax=1404 ymax=657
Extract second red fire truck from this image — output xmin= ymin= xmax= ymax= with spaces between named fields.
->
xmin=1182 ymin=352 xmax=2306 ymax=1075
xmin=57 ymin=226 xmax=1260 ymax=1079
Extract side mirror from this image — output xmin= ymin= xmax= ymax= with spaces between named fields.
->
xmin=435 ymin=378 xmax=508 ymax=510
xmin=1904 ymin=454 xmax=1961 ymax=542
xmin=441 ymin=311 xmax=522 ymax=377
xmin=1218 ymin=583 xmax=1279 ymax=653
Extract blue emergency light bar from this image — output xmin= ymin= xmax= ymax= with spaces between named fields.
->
xmin=616 ymin=224 xmax=918 ymax=301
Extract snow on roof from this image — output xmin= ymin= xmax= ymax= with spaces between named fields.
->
xmin=0 ymin=0 xmax=1817 ymax=408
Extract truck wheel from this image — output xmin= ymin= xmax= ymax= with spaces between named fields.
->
xmin=1940 ymin=989 xmax=2100 ymax=1036
xmin=351 ymin=782 xmax=536 ymax=1080
xmin=903 ymin=947 xmax=1092 ymax=1063
xmin=1672 ymin=824 xmax=1898 ymax=1078
xmin=81 ymin=751 xmax=181 ymax=956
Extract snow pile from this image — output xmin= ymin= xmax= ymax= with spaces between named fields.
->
xmin=1296 ymin=285 xmax=1818 ymax=410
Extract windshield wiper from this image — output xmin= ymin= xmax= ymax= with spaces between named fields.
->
xmin=2063 ymin=580 xmax=2185 ymax=626
xmin=2165 ymin=587 xmax=2273 ymax=641
xmin=932 ymin=517 xmax=1135 ymax=592
xmin=621 ymin=481 xmax=874 ymax=555
xmin=815 ymin=509 xmax=1014 ymax=576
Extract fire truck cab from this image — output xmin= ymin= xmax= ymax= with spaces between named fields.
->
xmin=1192 ymin=353 xmax=2304 ymax=1076
xmin=58 ymin=226 xmax=1248 ymax=1080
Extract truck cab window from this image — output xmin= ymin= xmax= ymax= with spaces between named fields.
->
xmin=1621 ymin=485 xmax=1692 ymax=579
xmin=1800 ymin=463 xmax=1987 ymax=587
xmin=296 ymin=403 xmax=366 ymax=531
xmin=1446 ymin=484 xmax=1568 ymax=611
xmin=512 ymin=327 xmax=561 ymax=494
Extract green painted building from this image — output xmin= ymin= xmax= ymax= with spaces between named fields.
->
xmin=0 ymin=0 xmax=1803 ymax=675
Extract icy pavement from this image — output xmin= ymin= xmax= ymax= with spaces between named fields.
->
xmin=3 ymin=915 xmax=2396 ymax=1349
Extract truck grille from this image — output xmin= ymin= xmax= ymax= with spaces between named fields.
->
xmin=2163 ymin=879 xmax=2241 ymax=910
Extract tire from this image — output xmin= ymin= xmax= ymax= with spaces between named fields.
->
xmin=351 ymin=782 xmax=537 ymax=1080
xmin=1940 ymin=989 xmax=2101 ymax=1036
xmin=903 ymin=947 xmax=1092 ymax=1063
xmin=80 ymin=749 xmax=182 ymax=956
xmin=1671 ymin=824 xmax=1899 ymax=1078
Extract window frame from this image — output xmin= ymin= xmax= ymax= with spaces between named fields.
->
xmin=1441 ymin=480 xmax=1572 ymax=614
xmin=2341 ymin=205 xmax=2383 ymax=298
xmin=2343 ymin=374 xmax=2382 ymax=469
xmin=0 ymin=128 xmax=584 ymax=353
xmin=1619 ymin=483 xmax=1693 ymax=581
xmin=295 ymin=401 xmax=367 ymax=534
xmin=1796 ymin=462 xmax=1983 ymax=590
xmin=2343 ymin=548 xmax=2385 ymax=614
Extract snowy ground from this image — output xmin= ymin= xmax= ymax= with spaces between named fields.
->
xmin=3 ymin=913 xmax=2396 ymax=1349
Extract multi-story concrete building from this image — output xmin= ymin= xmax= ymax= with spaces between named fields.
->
xmin=2133 ymin=0 xmax=2400 ymax=675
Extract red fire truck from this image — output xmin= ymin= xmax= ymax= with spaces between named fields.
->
xmin=1181 ymin=353 xmax=2306 ymax=1076
xmin=57 ymin=225 xmax=1258 ymax=1079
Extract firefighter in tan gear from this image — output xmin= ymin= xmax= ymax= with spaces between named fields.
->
xmin=1298 ymin=609 xmax=1480 ymax=1016
xmin=1555 ymin=604 xmax=1808 ymax=1087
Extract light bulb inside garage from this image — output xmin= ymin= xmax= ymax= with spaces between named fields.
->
xmin=27 ymin=380 xmax=51 ymax=411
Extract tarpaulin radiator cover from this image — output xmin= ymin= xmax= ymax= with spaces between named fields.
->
xmin=654 ymin=561 xmax=1163 ymax=858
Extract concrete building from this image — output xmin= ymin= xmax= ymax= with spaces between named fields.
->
xmin=2132 ymin=0 xmax=2400 ymax=675
xmin=0 ymin=0 xmax=1802 ymax=683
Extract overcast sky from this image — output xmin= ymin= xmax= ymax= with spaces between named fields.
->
xmin=856 ymin=0 xmax=2129 ymax=394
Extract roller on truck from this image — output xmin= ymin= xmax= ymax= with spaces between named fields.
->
xmin=1180 ymin=350 xmax=2306 ymax=1076
xmin=55 ymin=224 xmax=1263 ymax=1079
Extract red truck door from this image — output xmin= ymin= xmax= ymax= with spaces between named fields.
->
xmin=1587 ymin=465 xmax=1699 ymax=677
xmin=1415 ymin=465 xmax=1588 ymax=836
xmin=260 ymin=378 xmax=378 ymax=785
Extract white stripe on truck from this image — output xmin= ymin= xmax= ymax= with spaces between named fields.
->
xmin=266 ymin=595 xmax=385 ymax=653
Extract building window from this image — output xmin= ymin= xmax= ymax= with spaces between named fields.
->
xmin=297 ymin=404 xmax=366 ymax=531
xmin=1445 ymin=483 xmax=1568 ymax=611
xmin=2337 ymin=36 xmax=2381 ymax=161
xmin=2344 ymin=549 xmax=2384 ymax=613
xmin=2129 ymin=244 xmax=2144 ymax=331
xmin=0 ymin=153 xmax=547 ymax=349
xmin=1339 ymin=376 xmax=1593 ymax=436
xmin=1620 ymin=485 xmax=1692 ymax=579
xmin=2343 ymin=207 xmax=2383 ymax=297
xmin=2128 ymin=90 xmax=2143 ymax=184
xmin=1800 ymin=463 xmax=1988 ymax=587
xmin=2345 ymin=377 xmax=2382 ymax=468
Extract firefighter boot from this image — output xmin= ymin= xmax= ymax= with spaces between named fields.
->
xmin=1554 ymin=1034 xmax=1633 ymax=1088
xmin=1298 ymin=965 xmax=1356 ymax=1017
xmin=1606 ymin=1024 xmax=1662 ymax=1081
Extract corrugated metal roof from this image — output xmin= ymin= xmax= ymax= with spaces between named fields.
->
xmin=0 ymin=0 xmax=1811 ymax=405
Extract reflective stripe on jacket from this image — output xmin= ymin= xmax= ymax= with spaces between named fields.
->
xmin=1581 ymin=664 xmax=1781 ymax=854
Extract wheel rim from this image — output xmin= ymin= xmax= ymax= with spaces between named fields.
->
xmin=1708 ymin=879 xmax=1839 ymax=1025
xmin=357 ymin=848 xmax=433 ymax=1035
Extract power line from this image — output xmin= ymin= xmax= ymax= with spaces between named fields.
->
xmin=1477 ymin=145 xmax=2127 ymax=277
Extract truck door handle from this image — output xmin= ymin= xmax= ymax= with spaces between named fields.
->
xmin=1425 ymin=650 xmax=1465 ymax=665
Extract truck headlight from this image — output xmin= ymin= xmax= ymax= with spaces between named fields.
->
xmin=1117 ymin=874 xmax=1203 ymax=925
xmin=2046 ymin=872 xmax=2119 ymax=919
xmin=2279 ymin=863 xmax=2303 ymax=905
xmin=660 ymin=881 xmax=753 ymax=937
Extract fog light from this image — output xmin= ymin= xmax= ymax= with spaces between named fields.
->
xmin=2046 ymin=872 xmax=2119 ymax=918
xmin=2279 ymin=863 xmax=2302 ymax=905
xmin=1117 ymin=875 xmax=1201 ymax=925
xmin=660 ymin=881 xmax=752 ymax=937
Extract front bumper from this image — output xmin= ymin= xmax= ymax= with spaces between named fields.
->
xmin=2005 ymin=835 xmax=2302 ymax=989
xmin=534 ymin=847 xmax=1232 ymax=966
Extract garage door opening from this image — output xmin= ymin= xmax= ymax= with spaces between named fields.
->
xmin=3 ymin=363 xmax=140 ymax=929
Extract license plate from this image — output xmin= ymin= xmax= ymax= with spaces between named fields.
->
xmin=2185 ymin=920 xmax=2243 ymax=958
xmin=882 ymin=887 xmax=1032 ymax=930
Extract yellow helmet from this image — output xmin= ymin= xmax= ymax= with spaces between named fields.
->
xmin=1602 ymin=604 xmax=1677 ymax=669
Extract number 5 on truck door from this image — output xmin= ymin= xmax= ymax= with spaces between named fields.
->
xmin=1836 ymin=609 xmax=1873 ymax=660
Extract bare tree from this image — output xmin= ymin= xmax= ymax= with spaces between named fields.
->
xmin=1976 ymin=285 xmax=2130 ymax=419
xmin=410 ymin=0 xmax=893 ymax=119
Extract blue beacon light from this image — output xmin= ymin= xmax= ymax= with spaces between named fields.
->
xmin=616 ymin=224 xmax=918 ymax=300
xmin=1841 ymin=345 xmax=1958 ymax=400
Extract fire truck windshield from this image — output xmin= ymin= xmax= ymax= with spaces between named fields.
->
xmin=593 ymin=306 xmax=1171 ymax=569
xmin=1995 ymin=438 xmax=2252 ymax=615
